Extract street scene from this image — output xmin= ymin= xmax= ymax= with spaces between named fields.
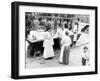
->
xmin=25 ymin=12 xmax=90 ymax=69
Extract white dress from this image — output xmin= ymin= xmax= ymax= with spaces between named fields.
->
xmin=43 ymin=32 xmax=55 ymax=59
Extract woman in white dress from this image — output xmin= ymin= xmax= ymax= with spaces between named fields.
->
xmin=43 ymin=31 xmax=55 ymax=59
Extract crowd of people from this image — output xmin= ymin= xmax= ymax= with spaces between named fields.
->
xmin=25 ymin=13 xmax=80 ymax=37
xmin=25 ymin=13 xmax=89 ymax=66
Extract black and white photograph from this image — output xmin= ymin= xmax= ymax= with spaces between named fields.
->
xmin=11 ymin=1 xmax=97 ymax=79
xmin=25 ymin=12 xmax=90 ymax=68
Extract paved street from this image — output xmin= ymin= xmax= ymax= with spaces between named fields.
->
xmin=26 ymin=43 xmax=89 ymax=69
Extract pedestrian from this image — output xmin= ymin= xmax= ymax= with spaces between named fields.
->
xmin=43 ymin=31 xmax=55 ymax=59
xmin=59 ymin=32 xmax=71 ymax=65
xmin=73 ymin=21 xmax=79 ymax=33
xmin=81 ymin=46 xmax=89 ymax=66
xmin=72 ymin=31 xmax=78 ymax=47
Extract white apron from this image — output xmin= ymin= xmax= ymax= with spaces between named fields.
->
xmin=43 ymin=34 xmax=54 ymax=59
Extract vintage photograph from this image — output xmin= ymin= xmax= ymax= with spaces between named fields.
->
xmin=11 ymin=2 xmax=97 ymax=79
xmin=25 ymin=12 xmax=90 ymax=68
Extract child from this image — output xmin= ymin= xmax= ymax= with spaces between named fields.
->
xmin=82 ymin=46 xmax=89 ymax=66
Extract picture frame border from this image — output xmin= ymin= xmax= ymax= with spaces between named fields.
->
xmin=11 ymin=1 xmax=98 ymax=79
